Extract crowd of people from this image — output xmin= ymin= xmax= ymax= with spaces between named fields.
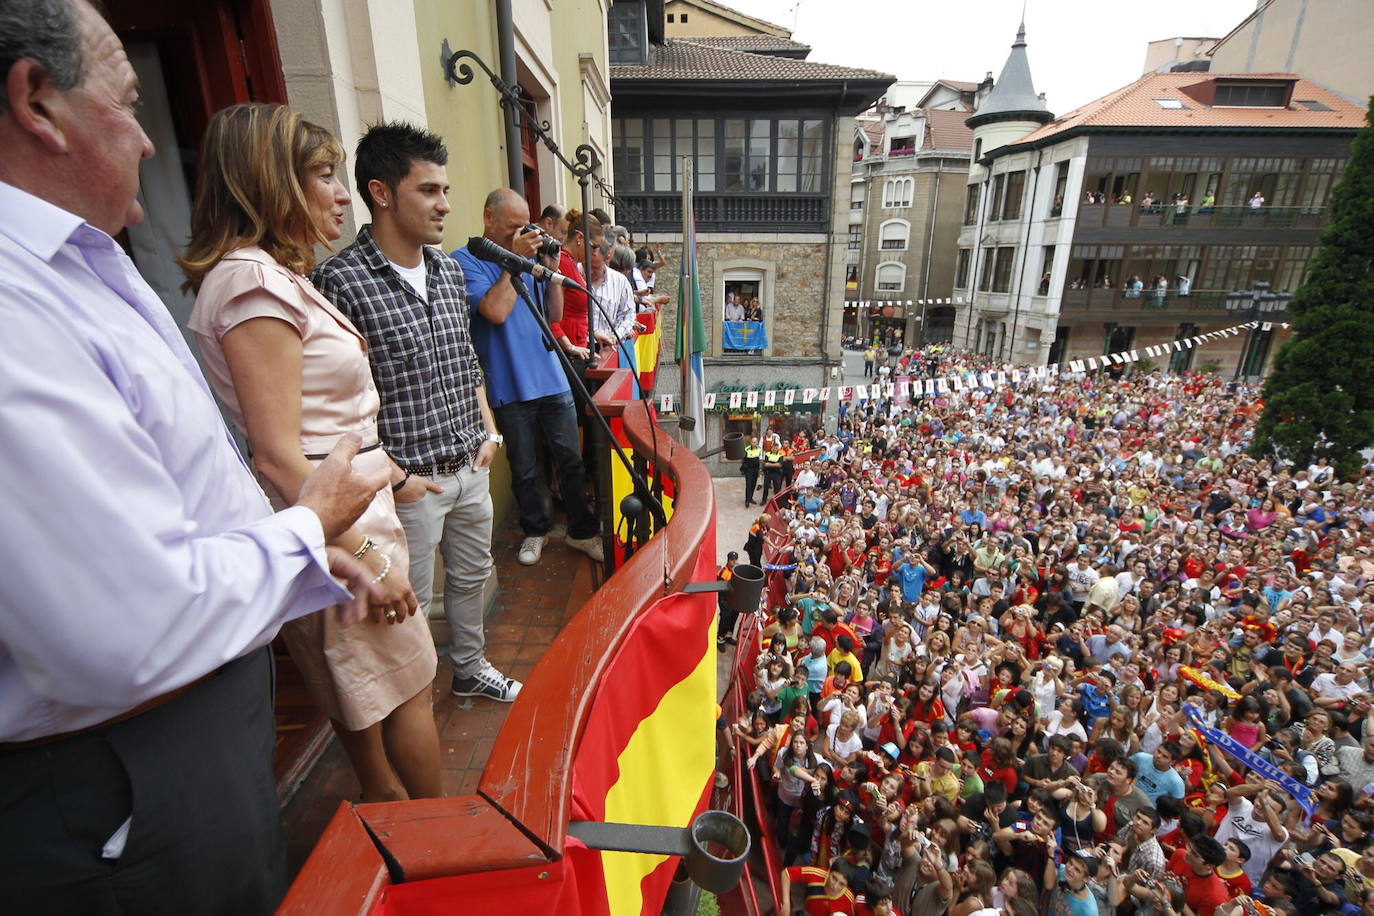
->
xmin=726 ymin=352 xmax=1374 ymax=916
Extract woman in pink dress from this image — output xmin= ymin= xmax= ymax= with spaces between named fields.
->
xmin=182 ymin=103 xmax=440 ymax=801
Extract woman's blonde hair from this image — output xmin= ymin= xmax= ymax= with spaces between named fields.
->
xmin=180 ymin=103 xmax=345 ymax=291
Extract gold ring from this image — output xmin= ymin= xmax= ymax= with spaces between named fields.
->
xmin=386 ymin=609 xmax=398 ymax=621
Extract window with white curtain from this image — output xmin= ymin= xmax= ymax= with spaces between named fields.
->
xmin=876 ymin=262 xmax=906 ymax=291
xmin=879 ymin=219 xmax=910 ymax=250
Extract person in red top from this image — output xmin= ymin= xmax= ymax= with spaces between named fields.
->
xmin=855 ymin=889 xmax=899 ymax=916
xmin=1217 ymin=839 xmax=1253 ymax=900
xmin=815 ymin=608 xmax=860 ymax=656
xmin=545 ymin=207 xmax=591 ymax=357
xmin=978 ymin=736 xmax=1020 ymax=795
xmin=1164 ymin=835 xmax=1230 ymax=916
xmin=781 ymin=862 xmax=856 ymax=915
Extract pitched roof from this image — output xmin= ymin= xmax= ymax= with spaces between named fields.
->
xmin=922 ymin=107 xmax=974 ymax=151
xmin=1013 ymin=71 xmax=1365 ymax=146
xmin=934 ymin=79 xmax=981 ymax=92
xmin=678 ymin=34 xmax=812 ymax=57
xmin=967 ymin=23 xmax=1052 ymax=129
xmin=856 ymin=118 xmax=884 ymax=153
xmin=610 ymin=38 xmax=893 ymax=82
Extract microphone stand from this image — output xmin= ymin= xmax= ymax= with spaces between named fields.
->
xmin=504 ymin=268 xmax=668 ymax=531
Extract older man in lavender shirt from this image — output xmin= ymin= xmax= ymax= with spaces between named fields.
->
xmin=0 ymin=1 xmax=389 ymax=912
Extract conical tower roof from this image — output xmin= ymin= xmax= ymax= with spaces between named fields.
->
xmin=966 ymin=23 xmax=1054 ymax=129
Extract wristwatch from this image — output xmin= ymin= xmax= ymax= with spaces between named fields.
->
xmin=485 ymin=433 xmax=504 ymax=447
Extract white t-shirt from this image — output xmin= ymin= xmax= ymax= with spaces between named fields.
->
xmin=825 ymin=722 xmax=864 ymax=761
xmin=1214 ymin=796 xmax=1287 ymax=885
xmin=1311 ymin=672 xmax=1364 ymax=700
xmin=389 ymin=258 xmax=428 ymax=302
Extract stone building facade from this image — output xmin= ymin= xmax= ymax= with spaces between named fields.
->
xmin=610 ymin=0 xmax=891 ymax=473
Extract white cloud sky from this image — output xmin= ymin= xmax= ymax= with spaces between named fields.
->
xmin=716 ymin=0 xmax=1260 ymax=114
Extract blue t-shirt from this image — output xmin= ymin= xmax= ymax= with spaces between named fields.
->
xmin=1129 ymin=752 xmax=1186 ymax=803
xmin=802 ymin=654 xmax=829 ymax=693
xmin=894 ymin=560 xmax=928 ymax=602
xmin=452 ymin=246 xmax=568 ymax=408
xmin=960 ymin=508 xmax=987 ymax=528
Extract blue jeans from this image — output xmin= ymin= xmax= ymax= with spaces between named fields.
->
xmin=494 ymin=390 xmax=599 ymax=540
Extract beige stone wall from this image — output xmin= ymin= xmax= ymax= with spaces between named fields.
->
xmin=651 ymin=238 xmax=830 ymax=359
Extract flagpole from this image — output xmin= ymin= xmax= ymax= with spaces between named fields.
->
xmin=677 ymin=156 xmax=707 ymax=451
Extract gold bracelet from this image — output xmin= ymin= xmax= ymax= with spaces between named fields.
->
xmin=352 ymin=537 xmax=374 ymax=560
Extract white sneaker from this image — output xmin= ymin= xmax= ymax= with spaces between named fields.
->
xmin=518 ymin=535 xmax=546 ymax=566
xmin=452 ymin=659 xmax=523 ymax=702
xmin=565 ymin=535 xmax=604 ymax=563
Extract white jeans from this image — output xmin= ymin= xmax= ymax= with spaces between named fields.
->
xmin=393 ymin=464 xmax=493 ymax=679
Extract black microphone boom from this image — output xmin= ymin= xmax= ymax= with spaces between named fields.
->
xmin=467 ymin=236 xmax=588 ymax=292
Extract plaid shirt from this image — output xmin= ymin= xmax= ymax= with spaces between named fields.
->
xmin=312 ymin=226 xmax=485 ymax=468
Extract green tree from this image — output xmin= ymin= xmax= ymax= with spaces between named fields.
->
xmin=1251 ymin=98 xmax=1374 ymax=477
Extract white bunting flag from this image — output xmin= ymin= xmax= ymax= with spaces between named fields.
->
xmin=898 ymin=381 xmax=910 ymax=397
xmin=729 ymin=392 xmax=742 ymax=408
xmin=1069 ymin=360 xmax=1085 ymax=373
xmin=839 ymin=386 xmax=853 ymax=402
xmin=1261 ymin=322 xmax=1272 ymax=331
xmin=1086 ymin=357 xmax=1098 ymax=370
xmin=660 ymin=395 xmax=674 ymax=411
xmin=820 ymin=386 xmax=832 ymax=401
xmin=704 ymin=393 xmax=716 ymax=409
xmin=784 ymin=388 xmax=796 ymax=405
xmin=763 ymin=389 xmax=776 ymax=406
xmin=936 ymin=378 xmax=949 ymax=393
xmin=802 ymin=388 xmax=817 ymax=404
xmin=1128 ymin=350 xmax=1138 ymax=362
xmin=953 ymin=374 xmax=965 ymax=392
xmin=996 ymin=371 xmax=1008 ymax=387
xmin=745 ymin=390 xmax=759 ymax=408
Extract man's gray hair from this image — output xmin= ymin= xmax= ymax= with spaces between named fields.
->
xmin=0 ymin=0 xmax=85 ymax=116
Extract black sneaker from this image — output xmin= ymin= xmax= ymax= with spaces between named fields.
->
xmin=452 ymin=660 xmax=522 ymax=702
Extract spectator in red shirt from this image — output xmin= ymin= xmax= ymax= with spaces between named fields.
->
xmin=1163 ymin=835 xmax=1230 ymax=916
xmin=781 ymin=861 xmax=857 ymax=915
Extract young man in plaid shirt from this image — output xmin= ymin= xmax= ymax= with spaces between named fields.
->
xmin=312 ymin=123 xmax=520 ymax=702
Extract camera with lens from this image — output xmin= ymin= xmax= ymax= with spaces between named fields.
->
xmin=524 ymin=224 xmax=563 ymax=259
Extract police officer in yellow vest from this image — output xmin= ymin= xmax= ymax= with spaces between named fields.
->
xmin=760 ymin=441 xmax=785 ymax=504
xmin=740 ymin=437 xmax=762 ymax=506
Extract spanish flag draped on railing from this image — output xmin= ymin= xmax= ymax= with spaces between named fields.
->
xmin=676 ymin=157 xmax=707 ymax=452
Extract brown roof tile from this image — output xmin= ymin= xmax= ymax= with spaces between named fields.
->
xmin=1017 ymin=71 xmax=1364 ymax=145
xmin=610 ymin=38 xmax=893 ymax=82
xmin=922 ymin=107 xmax=974 ymax=151
xmin=675 ymin=35 xmax=812 ymax=54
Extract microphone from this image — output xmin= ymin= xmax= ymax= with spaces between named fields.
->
xmin=466 ymin=236 xmax=588 ymax=292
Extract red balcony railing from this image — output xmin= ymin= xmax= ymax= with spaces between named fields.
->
xmin=279 ymin=356 xmax=719 ymax=915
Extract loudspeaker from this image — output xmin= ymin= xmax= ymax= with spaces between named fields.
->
xmin=684 ymin=810 xmax=751 ymax=894
xmin=728 ymin=563 xmax=764 ymax=614
xmin=721 ymin=432 xmax=745 ymax=461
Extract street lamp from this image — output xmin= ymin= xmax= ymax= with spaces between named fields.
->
xmin=1224 ymin=281 xmax=1292 ymax=380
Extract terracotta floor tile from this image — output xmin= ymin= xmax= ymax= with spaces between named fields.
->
xmin=522 ymin=624 xmax=561 ymax=645
xmin=440 ymin=709 xmax=492 ymax=742
xmin=467 ymin=737 xmax=497 ymax=771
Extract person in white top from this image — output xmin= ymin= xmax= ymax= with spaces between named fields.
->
xmin=1311 ymin=662 xmax=1369 ymax=707
xmin=1215 ymin=780 xmax=1289 ymax=886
